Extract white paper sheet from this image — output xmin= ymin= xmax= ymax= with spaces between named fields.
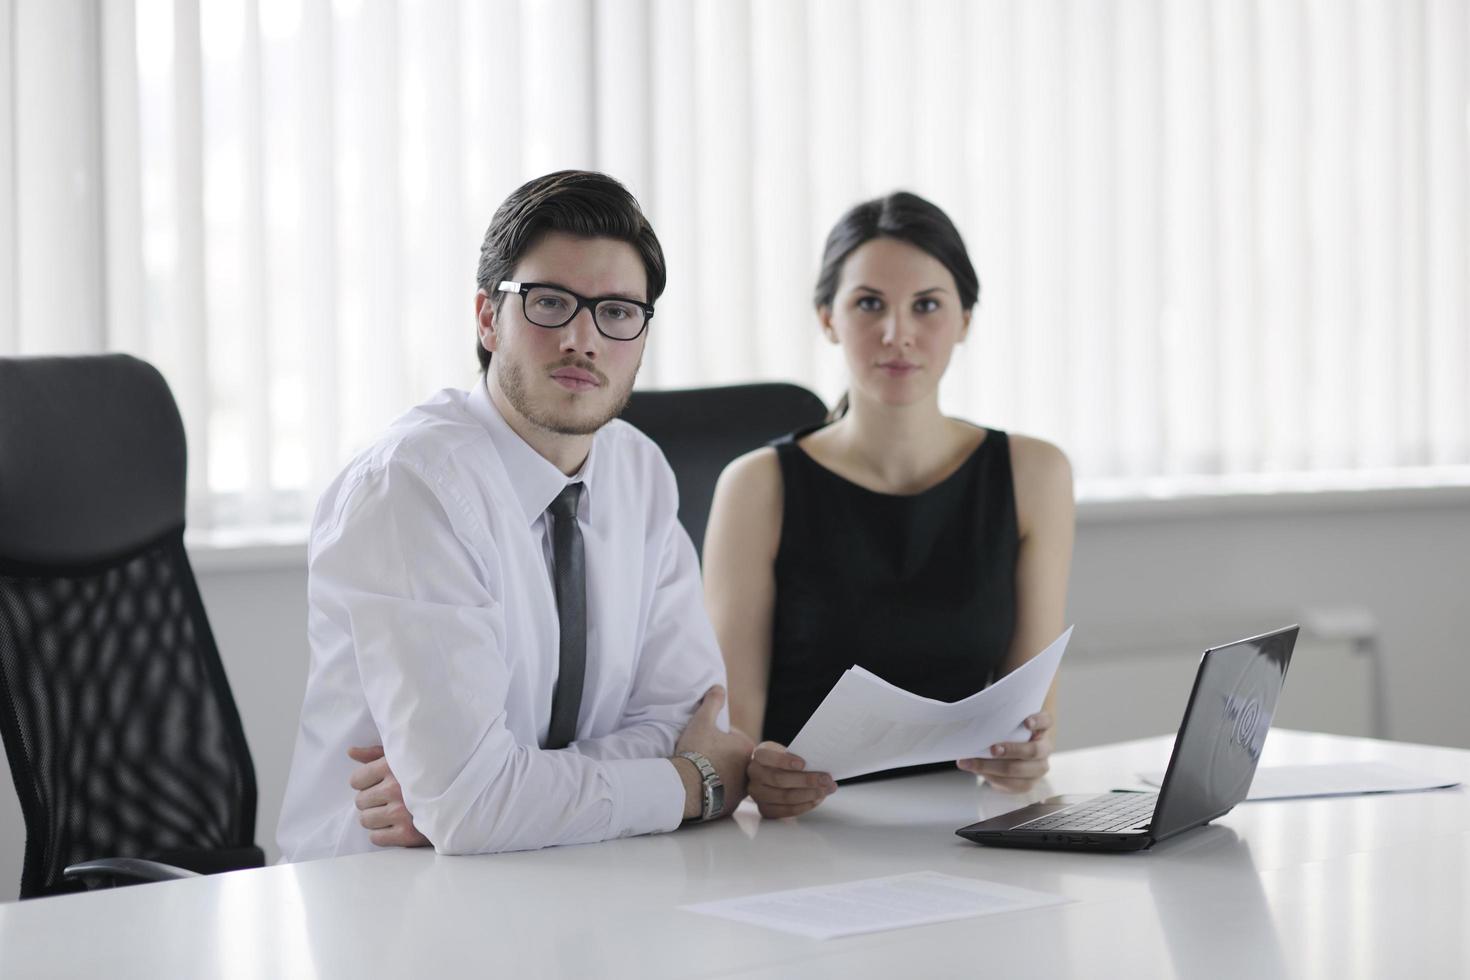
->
xmin=1138 ymin=761 xmax=1463 ymax=801
xmin=786 ymin=626 xmax=1072 ymax=781
xmin=681 ymin=871 xmax=1069 ymax=940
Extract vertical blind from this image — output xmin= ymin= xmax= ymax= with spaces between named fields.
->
xmin=7 ymin=0 xmax=1469 ymax=528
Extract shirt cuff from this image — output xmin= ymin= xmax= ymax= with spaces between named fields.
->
xmin=603 ymin=756 xmax=686 ymax=838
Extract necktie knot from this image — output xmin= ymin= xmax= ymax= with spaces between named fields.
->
xmin=549 ymin=482 xmax=583 ymax=521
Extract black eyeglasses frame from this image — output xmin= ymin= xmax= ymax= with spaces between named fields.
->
xmin=496 ymin=280 xmax=655 ymax=342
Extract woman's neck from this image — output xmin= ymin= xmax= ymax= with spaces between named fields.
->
xmin=825 ymin=391 xmax=962 ymax=494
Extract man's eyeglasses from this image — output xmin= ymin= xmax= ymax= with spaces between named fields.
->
xmin=497 ymin=281 xmax=654 ymax=342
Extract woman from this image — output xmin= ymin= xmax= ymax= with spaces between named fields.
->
xmin=703 ymin=191 xmax=1074 ymax=818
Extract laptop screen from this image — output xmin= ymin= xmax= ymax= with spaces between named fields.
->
xmin=1151 ymin=627 xmax=1298 ymax=839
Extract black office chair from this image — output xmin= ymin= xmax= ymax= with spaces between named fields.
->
xmin=620 ymin=382 xmax=829 ymax=558
xmin=0 ymin=354 xmax=264 ymax=899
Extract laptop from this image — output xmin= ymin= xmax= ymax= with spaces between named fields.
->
xmin=956 ymin=625 xmax=1298 ymax=852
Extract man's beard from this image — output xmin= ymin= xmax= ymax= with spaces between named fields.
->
xmin=497 ymin=355 xmax=637 ymax=436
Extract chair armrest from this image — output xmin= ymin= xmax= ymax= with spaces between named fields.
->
xmin=63 ymin=857 xmax=203 ymax=889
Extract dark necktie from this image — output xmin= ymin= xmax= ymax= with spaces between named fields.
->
xmin=545 ymin=483 xmax=586 ymax=750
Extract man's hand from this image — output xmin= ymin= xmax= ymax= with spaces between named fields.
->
xmin=673 ymin=685 xmax=755 ymax=819
xmin=746 ymin=742 xmax=837 ymax=819
xmin=347 ymin=745 xmax=431 ymax=847
xmin=956 ymin=711 xmax=1056 ymax=792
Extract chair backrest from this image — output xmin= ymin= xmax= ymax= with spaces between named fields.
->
xmin=0 ymin=354 xmax=262 ymax=898
xmin=620 ymin=382 xmax=829 ymax=558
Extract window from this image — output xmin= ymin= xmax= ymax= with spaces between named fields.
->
xmin=8 ymin=0 xmax=1468 ymax=529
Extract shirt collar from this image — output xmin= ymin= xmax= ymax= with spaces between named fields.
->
xmin=467 ymin=377 xmax=599 ymax=526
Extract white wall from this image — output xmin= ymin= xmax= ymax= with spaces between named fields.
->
xmin=1061 ymin=490 xmax=1470 ymax=751
xmin=2 ymin=491 xmax=1467 ymax=899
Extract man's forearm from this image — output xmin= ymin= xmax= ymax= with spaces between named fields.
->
xmin=406 ymin=745 xmax=687 ymax=854
xmin=564 ymin=719 xmax=682 ymax=762
xmin=574 ymin=722 xmax=708 ymax=820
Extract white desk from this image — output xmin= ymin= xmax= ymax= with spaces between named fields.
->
xmin=1 ymin=730 xmax=1466 ymax=979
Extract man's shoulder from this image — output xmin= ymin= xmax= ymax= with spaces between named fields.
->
xmin=596 ymin=417 xmax=678 ymax=492
xmin=598 ymin=415 xmax=664 ymax=458
xmin=352 ymin=389 xmax=492 ymax=475
xmin=317 ymin=389 xmax=500 ymax=521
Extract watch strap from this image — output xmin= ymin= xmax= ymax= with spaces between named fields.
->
xmin=677 ymin=750 xmax=725 ymax=821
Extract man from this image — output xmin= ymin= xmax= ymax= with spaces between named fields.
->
xmin=278 ymin=171 xmax=752 ymax=859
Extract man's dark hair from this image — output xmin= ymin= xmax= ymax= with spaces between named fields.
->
xmin=475 ymin=170 xmax=667 ymax=371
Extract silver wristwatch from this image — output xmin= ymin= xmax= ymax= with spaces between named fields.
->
xmin=677 ymin=750 xmax=725 ymax=822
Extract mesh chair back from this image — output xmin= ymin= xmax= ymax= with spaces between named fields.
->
xmin=620 ymin=383 xmax=828 ymax=558
xmin=0 ymin=355 xmax=262 ymax=898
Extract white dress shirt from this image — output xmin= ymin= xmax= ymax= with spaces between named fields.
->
xmin=277 ymin=380 xmax=726 ymax=860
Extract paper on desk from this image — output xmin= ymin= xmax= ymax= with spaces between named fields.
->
xmin=681 ymin=871 xmax=1069 ymax=940
xmin=1138 ymin=761 xmax=1463 ymax=801
xmin=787 ymin=626 xmax=1072 ymax=781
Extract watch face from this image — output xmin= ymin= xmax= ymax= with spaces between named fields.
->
xmin=709 ymin=785 xmax=726 ymax=819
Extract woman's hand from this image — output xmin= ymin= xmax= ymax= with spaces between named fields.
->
xmin=747 ymin=741 xmax=838 ymax=818
xmin=957 ymin=711 xmax=1055 ymax=793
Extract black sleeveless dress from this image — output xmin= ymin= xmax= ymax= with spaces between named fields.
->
xmin=763 ymin=425 xmax=1020 ymax=777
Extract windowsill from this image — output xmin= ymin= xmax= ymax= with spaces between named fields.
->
xmin=1070 ymin=470 xmax=1470 ymax=525
xmin=1076 ymin=478 xmax=1470 ymax=523
xmin=186 ymin=524 xmax=309 ymax=573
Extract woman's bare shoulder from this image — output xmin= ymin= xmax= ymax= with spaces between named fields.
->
xmin=1005 ymin=433 xmax=1074 ymax=532
xmin=1007 ymin=433 xmax=1071 ymax=478
xmin=706 ymin=446 xmax=784 ymax=564
xmin=717 ymin=445 xmax=782 ymax=496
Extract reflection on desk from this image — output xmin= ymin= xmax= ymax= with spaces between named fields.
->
xmin=0 ymin=730 xmax=1465 ymax=978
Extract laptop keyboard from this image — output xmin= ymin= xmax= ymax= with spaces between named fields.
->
xmin=1014 ymin=793 xmax=1158 ymax=834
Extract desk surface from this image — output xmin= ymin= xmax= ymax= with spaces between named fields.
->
xmin=1 ymin=730 xmax=1466 ymax=979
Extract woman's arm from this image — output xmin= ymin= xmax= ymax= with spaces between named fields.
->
xmin=959 ymin=434 xmax=1075 ymax=792
xmin=702 ymin=447 xmax=783 ymax=738
xmin=1006 ymin=434 xmax=1076 ymax=684
xmin=703 ymin=447 xmax=836 ymax=817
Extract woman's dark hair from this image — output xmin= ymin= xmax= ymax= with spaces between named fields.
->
xmin=814 ymin=191 xmax=980 ymax=418
xmin=813 ymin=190 xmax=979 ymax=311
xmin=475 ymin=170 xmax=666 ymax=371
